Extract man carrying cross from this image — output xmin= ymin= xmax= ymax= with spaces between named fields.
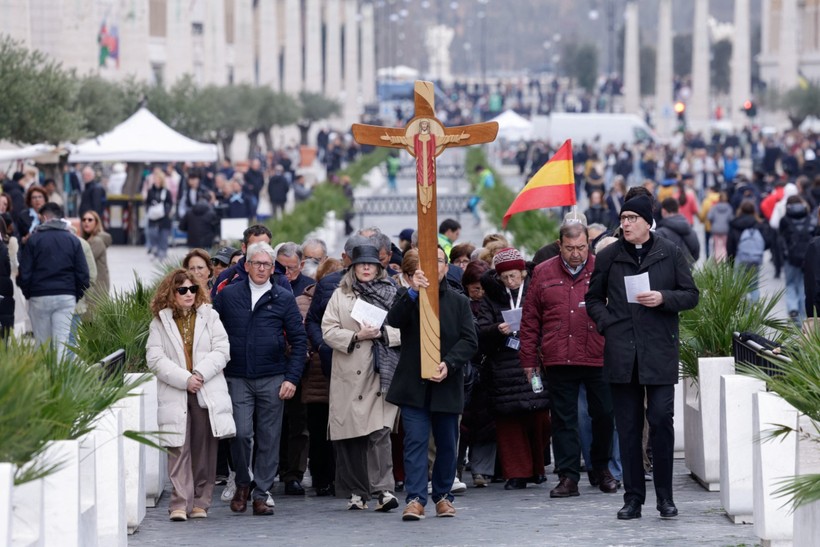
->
xmin=353 ymin=81 xmax=496 ymax=520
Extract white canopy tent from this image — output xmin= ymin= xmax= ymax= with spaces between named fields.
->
xmin=69 ymin=107 xmax=218 ymax=163
xmin=0 ymin=143 xmax=65 ymax=164
xmin=490 ymin=109 xmax=534 ymax=141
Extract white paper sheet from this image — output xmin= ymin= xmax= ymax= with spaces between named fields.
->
xmin=350 ymin=298 xmax=388 ymax=328
xmin=624 ymin=272 xmax=650 ymax=303
xmin=501 ymin=307 xmax=523 ymax=331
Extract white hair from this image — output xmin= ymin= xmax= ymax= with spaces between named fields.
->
xmin=246 ymin=242 xmax=275 ymax=263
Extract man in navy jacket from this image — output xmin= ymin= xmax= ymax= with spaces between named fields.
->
xmin=214 ymin=241 xmax=307 ymax=516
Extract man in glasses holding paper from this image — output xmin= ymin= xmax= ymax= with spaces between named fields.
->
xmin=213 ymin=241 xmax=307 ymax=516
xmin=586 ymin=194 xmax=698 ymax=521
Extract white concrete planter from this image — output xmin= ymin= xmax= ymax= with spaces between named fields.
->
xmin=11 ymin=475 xmax=43 ymax=547
xmin=94 ymin=408 xmax=126 ymax=547
xmin=42 ymin=440 xmax=81 ymax=546
xmin=684 ymin=356 xmax=735 ymax=491
xmin=117 ymin=374 xmax=147 ymax=534
xmin=719 ymin=374 xmax=766 ymax=524
xmin=141 ymin=375 xmax=167 ymax=508
xmin=0 ymin=463 xmax=13 ymax=547
xmin=674 ymin=380 xmax=685 ymax=458
xmin=793 ymin=416 xmax=820 ymax=546
xmin=753 ymin=391 xmax=797 ymax=547
xmin=78 ymin=432 xmax=97 ymax=547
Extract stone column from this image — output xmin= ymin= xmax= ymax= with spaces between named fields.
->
xmin=689 ymin=0 xmax=711 ymax=127
xmin=115 ymin=0 xmax=151 ymax=82
xmin=258 ymin=0 xmax=280 ymax=90
xmin=165 ymin=0 xmax=193 ymax=85
xmin=360 ymin=1 xmax=376 ymax=104
xmin=343 ymin=0 xmax=360 ymax=124
xmin=325 ymin=0 xmax=343 ymax=100
xmin=203 ymin=0 xmax=228 ymax=85
xmin=731 ymin=0 xmax=751 ymax=128
xmin=304 ymin=0 xmax=322 ymax=92
xmin=778 ymin=0 xmax=799 ymax=90
xmin=232 ymin=0 xmax=255 ymax=84
xmin=283 ymin=0 xmax=303 ymax=93
xmin=654 ymin=0 xmax=674 ymax=137
xmin=623 ymin=0 xmax=641 ymax=115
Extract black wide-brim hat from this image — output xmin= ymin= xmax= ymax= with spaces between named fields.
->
xmin=350 ymin=244 xmax=382 ymax=266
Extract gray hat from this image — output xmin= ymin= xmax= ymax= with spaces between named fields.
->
xmin=350 ymin=245 xmax=382 ymax=266
xmin=212 ymin=246 xmax=239 ymax=266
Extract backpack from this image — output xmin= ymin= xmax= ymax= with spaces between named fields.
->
xmin=784 ymin=216 xmax=818 ymax=267
xmin=736 ymin=226 xmax=765 ymax=265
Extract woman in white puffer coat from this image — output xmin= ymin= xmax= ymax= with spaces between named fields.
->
xmin=146 ymin=269 xmax=235 ymax=522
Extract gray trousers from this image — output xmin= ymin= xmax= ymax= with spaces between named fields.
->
xmin=167 ymin=392 xmax=218 ymax=513
xmin=227 ymin=375 xmax=285 ymax=501
xmin=333 ymin=427 xmax=394 ymax=501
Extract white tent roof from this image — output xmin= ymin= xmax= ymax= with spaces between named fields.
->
xmin=490 ymin=109 xmax=533 ymax=141
xmin=69 ymin=107 xmax=218 ymax=163
xmin=0 ymin=143 xmax=65 ymax=164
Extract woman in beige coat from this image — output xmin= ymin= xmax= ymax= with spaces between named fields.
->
xmin=146 ymin=269 xmax=235 ymax=522
xmin=321 ymin=245 xmax=401 ymax=512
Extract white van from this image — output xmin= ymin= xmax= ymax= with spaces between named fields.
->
xmin=532 ymin=113 xmax=658 ymax=147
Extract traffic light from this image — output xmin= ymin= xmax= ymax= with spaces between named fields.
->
xmin=742 ymin=100 xmax=757 ymax=118
xmin=674 ymin=101 xmax=686 ymax=130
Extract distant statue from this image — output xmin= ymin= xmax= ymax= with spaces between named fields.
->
xmin=425 ymin=25 xmax=455 ymax=84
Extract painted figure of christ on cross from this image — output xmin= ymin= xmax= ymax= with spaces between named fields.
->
xmin=352 ymin=80 xmax=498 ymax=378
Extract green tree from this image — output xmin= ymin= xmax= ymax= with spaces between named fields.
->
xmin=712 ymin=39 xmax=732 ymax=94
xmin=250 ymin=88 xmax=300 ymax=155
xmin=560 ymin=42 xmax=598 ymax=94
xmin=781 ymin=84 xmax=820 ymax=128
xmin=297 ymin=91 xmax=341 ymax=145
xmin=0 ymin=36 xmax=84 ymax=143
xmin=73 ymin=75 xmax=130 ymax=137
xmin=640 ymin=45 xmax=656 ymax=96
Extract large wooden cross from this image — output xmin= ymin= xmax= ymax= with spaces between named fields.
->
xmin=352 ymin=80 xmax=498 ymax=378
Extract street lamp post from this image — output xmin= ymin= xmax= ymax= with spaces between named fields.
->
xmin=607 ymin=0 xmax=616 ymax=113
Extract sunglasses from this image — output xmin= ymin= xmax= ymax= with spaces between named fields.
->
xmin=175 ymin=285 xmax=199 ymax=295
xmin=82 ymin=218 xmax=95 ymax=222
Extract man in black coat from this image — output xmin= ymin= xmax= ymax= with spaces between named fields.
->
xmin=79 ymin=166 xmax=106 ymax=218
xmin=267 ymin=165 xmax=290 ymax=220
xmin=655 ymin=198 xmax=700 ymax=263
xmin=386 ymin=246 xmax=478 ymax=521
xmin=586 ymin=195 xmax=699 ymax=521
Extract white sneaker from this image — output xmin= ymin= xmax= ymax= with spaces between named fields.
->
xmin=220 ymin=471 xmax=236 ymax=502
xmin=347 ymin=493 xmax=367 ymax=510
xmin=374 ymin=491 xmax=399 ymax=512
xmin=427 ymin=481 xmax=432 ymax=495
xmin=452 ymin=477 xmax=467 ymax=495
xmin=265 ymin=491 xmax=276 ymax=507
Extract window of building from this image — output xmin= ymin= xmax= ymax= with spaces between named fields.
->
xmin=151 ymin=63 xmax=165 ymax=87
xmin=192 ymin=22 xmax=204 ymax=36
xmin=149 ymin=0 xmax=167 ymax=37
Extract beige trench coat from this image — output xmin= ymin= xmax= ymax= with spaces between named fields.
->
xmin=321 ymin=288 xmax=401 ymax=441
xmin=146 ymin=304 xmax=236 ymax=447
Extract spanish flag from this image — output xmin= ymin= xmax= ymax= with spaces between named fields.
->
xmin=502 ymin=139 xmax=576 ymax=227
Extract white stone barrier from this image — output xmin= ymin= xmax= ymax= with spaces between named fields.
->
xmin=674 ymin=380 xmax=685 ymax=458
xmin=793 ymin=416 xmax=820 ymax=546
xmin=11 ymin=474 xmax=43 ymax=547
xmin=117 ymin=374 xmax=147 ymax=534
xmin=684 ymin=356 xmax=735 ymax=491
xmin=78 ymin=432 xmax=97 ymax=547
xmin=0 ymin=463 xmax=13 ymax=547
xmin=42 ymin=440 xmax=81 ymax=546
xmin=94 ymin=408 xmax=126 ymax=547
xmin=141 ymin=375 xmax=167 ymax=508
xmin=720 ymin=374 xmax=766 ymax=524
xmin=752 ymin=391 xmax=797 ymax=546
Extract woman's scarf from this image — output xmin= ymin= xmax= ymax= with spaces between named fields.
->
xmin=351 ymin=277 xmax=399 ymax=392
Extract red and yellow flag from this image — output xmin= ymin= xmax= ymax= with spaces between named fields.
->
xmin=502 ymin=139 xmax=576 ymax=227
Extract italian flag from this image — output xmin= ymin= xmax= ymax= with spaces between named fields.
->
xmin=502 ymin=139 xmax=576 ymax=227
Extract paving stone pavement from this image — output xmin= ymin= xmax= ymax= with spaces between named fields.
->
xmin=128 ymin=461 xmax=759 ymax=547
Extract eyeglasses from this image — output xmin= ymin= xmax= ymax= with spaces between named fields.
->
xmin=175 ymin=285 xmax=199 ymax=295
xmin=248 ymin=260 xmax=273 ymax=270
xmin=81 ymin=218 xmax=95 ymax=223
xmin=619 ymin=214 xmax=641 ymax=224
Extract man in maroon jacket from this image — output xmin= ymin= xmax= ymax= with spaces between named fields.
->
xmin=519 ymin=222 xmax=617 ymax=498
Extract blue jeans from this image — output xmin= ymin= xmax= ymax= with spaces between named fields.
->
xmin=784 ymin=263 xmax=805 ymax=321
xmin=28 ymin=294 xmax=76 ymax=359
xmin=147 ymin=225 xmax=171 ymax=260
xmin=401 ymin=405 xmax=459 ymax=506
xmin=227 ymin=375 xmax=286 ymax=501
xmin=578 ymin=384 xmax=622 ymax=481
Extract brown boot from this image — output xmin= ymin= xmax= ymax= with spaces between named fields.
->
xmin=596 ymin=468 xmax=619 ymax=493
xmin=549 ymin=476 xmax=580 ymax=498
xmin=230 ymin=485 xmax=250 ymax=513
xmin=252 ymin=498 xmax=274 ymax=516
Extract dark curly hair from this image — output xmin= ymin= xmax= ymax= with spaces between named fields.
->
xmin=150 ymin=269 xmax=209 ymax=318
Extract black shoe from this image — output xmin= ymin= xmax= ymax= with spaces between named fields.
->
xmin=395 ymin=480 xmax=404 ymax=493
xmin=284 ymin=480 xmax=305 ymax=496
xmin=315 ymin=484 xmax=334 ymax=497
xmin=657 ymin=499 xmax=678 ymax=518
xmin=587 ymin=470 xmax=600 ymax=487
xmin=504 ymin=478 xmax=527 ymax=490
xmin=529 ymin=474 xmax=547 ymax=485
xmin=617 ymin=500 xmax=642 ymax=520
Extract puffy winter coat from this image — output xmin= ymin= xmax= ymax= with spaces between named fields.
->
xmin=145 ymin=305 xmax=235 ymax=447
xmin=656 ymin=213 xmax=700 ymax=262
xmin=213 ymin=278 xmax=307 ymax=385
xmin=476 ymin=269 xmax=550 ymax=415
xmin=179 ymin=202 xmax=219 ymax=248
xmin=322 ymin=286 xmax=401 ymax=440
xmin=0 ymin=239 xmax=13 ymax=331
xmin=296 ymin=284 xmax=330 ymax=404
xmin=779 ymin=202 xmax=818 ymax=267
xmin=586 ymin=235 xmax=699 ymax=384
xmin=519 ymin=255 xmax=603 ymax=369
xmin=86 ymin=232 xmax=112 ymax=296
xmin=18 ymin=219 xmax=89 ymax=301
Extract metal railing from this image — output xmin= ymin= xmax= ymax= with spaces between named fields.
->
xmin=353 ymin=194 xmax=471 ymax=227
